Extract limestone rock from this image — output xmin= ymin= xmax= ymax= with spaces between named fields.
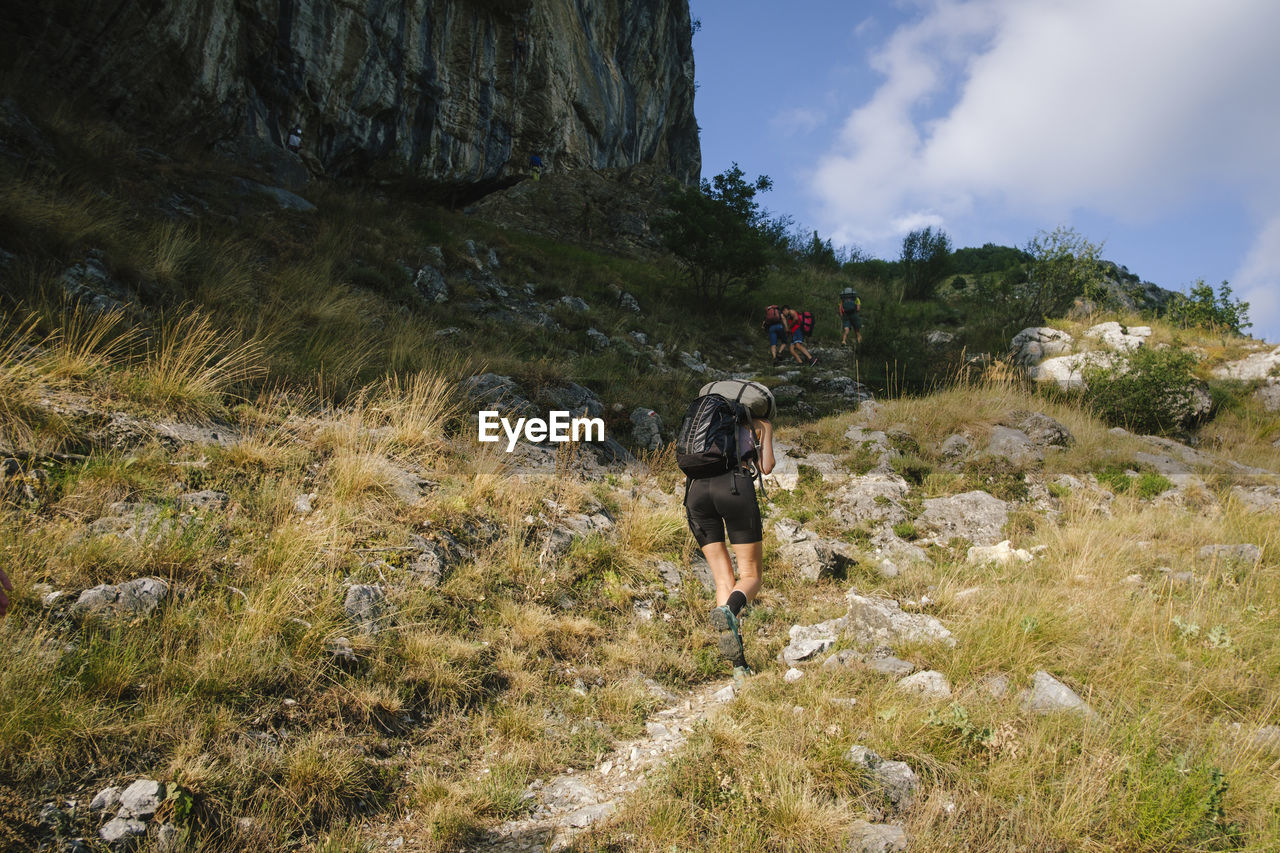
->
xmin=1210 ymin=344 xmax=1280 ymax=380
xmin=869 ymin=655 xmax=914 ymax=677
xmin=771 ymin=384 xmax=804 ymax=405
xmin=465 ymin=373 xmax=538 ymax=419
xmin=780 ymin=617 xmax=847 ymax=667
xmin=678 ymin=350 xmax=709 ymax=373
xmin=777 ymin=537 xmax=854 ymax=582
xmin=1008 ymin=411 xmax=1073 ymax=448
xmin=844 ymin=746 xmax=920 ymax=811
xmin=629 ymin=407 xmax=663 ymax=452
xmin=9 ymin=0 xmax=700 ymax=189
xmin=1020 ymin=670 xmax=1097 ymax=717
xmin=100 ymin=817 xmax=147 ymax=845
xmin=344 ymin=584 xmax=389 ymax=636
xmin=844 ymin=592 xmax=955 ymax=649
xmin=73 ymin=578 xmax=170 ymax=621
xmin=177 ymin=489 xmax=230 ymax=511
xmin=898 ymin=669 xmax=951 ymax=699
xmin=60 ymin=251 xmax=131 ymax=314
xmin=986 ymin=425 xmax=1040 ymax=465
xmin=926 ymin=329 xmax=955 ymax=348
xmin=832 ymin=473 xmax=912 ymax=527
xmin=821 ymin=375 xmax=875 ymax=402
xmin=846 ymin=820 xmax=908 ymax=853
xmin=90 ymin=786 xmax=123 ymax=812
xmin=1197 ymin=543 xmax=1262 ymax=569
xmin=1028 ymin=351 xmax=1113 ymax=389
xmin=1011 ymin=327 xmax=1073 ymax=365
xmin=1231 ymin=485 xmax=1280 ymax=514
xmin=966 ymin=540 xmax=1033 ymax=566
xmin=1085 ymin=321 xmax=1151 ymax=350
xmin=88 ymin=502 xmax=182 ymax=543
xmin=939 ymin=433 xmax=971 ymax=460
xmin=917 ymin=490 xmax=1009 ymax=546
xmin=118 ymin=779 xmax=165 ymax=819
xmin=411 ymin=264 xmax=449 ymax=303
xmin=539 ymin=382 xmax=604 ymax=420
xmin=763 ymin=444 xmax=802 ymax=491
xmin=1253 ymin=379 xmax=1280 ymax=411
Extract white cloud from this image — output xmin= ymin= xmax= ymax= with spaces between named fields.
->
xmin=771 ymin=107 xmax=825 ymax=136
xmin=1233 ymin=215 xmax=1280 ymax=341
xmin=812 ymin=0 xmax=1280 ymax=263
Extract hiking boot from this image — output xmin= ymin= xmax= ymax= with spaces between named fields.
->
xmin=709 ymin=605 xmax=743 ymax=663
xmin=808 ymin=355 xmax=819 ymax=366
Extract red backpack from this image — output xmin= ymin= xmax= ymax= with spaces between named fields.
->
xmin=764 ymin=304 xmax=782 ymax=326
xmin=799 ymin=310 xmax=815 ymax=334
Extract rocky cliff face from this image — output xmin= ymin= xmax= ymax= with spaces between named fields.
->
xmin=4 ymin=0 xmax=700 ymax=193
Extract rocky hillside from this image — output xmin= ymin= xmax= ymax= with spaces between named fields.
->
xmin=4 ymin=323 xmax=1280 ymax=850
xmin=4 ymin=53 xmax=1280 ymax=852
xmin=3 ymin=0 xmax=699 ymax=195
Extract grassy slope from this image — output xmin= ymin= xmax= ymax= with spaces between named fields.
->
xmin=3 ymin=94 xmax=1280 ymax=851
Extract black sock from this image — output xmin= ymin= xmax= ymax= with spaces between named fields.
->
xmin=727 ymin=590 xmax=747 ymax=616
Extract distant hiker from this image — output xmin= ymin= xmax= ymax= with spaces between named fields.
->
xmin=839 ymin=288 xmax=862 ymax=347
xmin=763 ymin=303 xmax=787 ymax=363
xmin=783 ymin=306 xmax=818 ymax=366
xmin=581 ymin=197 xmax=596 ymax=240
xmin=529 ymin=154 xmax=543 ymax=181
xmin=514 ymin=27 xmax=528 ymax=63
xmin=0 ymin=565 xmax=12 ymax=618
xmin=286 ymin=125 xmax=303 ymax=153
xmin=676 ymin=379 xmax=777 ymax=677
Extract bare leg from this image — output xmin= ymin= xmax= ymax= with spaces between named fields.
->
xmin=730 ymin=541 xmax=763 ymax=603
xmin=701 ymin=540 xmax=763 ymax=606
xmin=702 ymin=541 xmax=736 ymax=606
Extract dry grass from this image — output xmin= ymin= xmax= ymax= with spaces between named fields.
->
xmin=0 ymin=313 xmax=44 ymax=450
xmin=121 ymin=308 xmax=266 ymax=415
xmin=6 ymin=93 xmax=1280 ymax=851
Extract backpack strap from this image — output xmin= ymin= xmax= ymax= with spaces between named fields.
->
xmin=730 ymin=383 xmax=770 ymax=499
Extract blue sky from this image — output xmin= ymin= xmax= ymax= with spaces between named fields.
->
xmin=689 ymin=0 xmax=1280 ymax=343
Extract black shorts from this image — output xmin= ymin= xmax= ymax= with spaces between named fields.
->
xmin=685 ymin=471 xmax=763 ymax=546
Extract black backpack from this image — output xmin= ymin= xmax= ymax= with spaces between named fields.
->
xmin=676 ymin=394 xmax=745 ymax=479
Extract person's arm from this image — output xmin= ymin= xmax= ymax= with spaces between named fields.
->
xmin=755 ymin=419 xmax=775 ymax=476
xmin=0 ymin=566 xmax=12 ymax=617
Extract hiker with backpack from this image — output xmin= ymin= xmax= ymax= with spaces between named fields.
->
xmin=676 ymin=379 xmax=777 ymax=678
xmin=286 ymin=125 xmax=303 ymax=153
xmin=783 ymin=306 xmax=818 ymax=366
xmin=838 ymin=288 xmax=861 ymax=347
xmin=763 ymin=304 xmax=787 ymax=363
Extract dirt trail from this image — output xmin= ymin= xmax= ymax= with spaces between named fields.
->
xmin=363 ymin=677 xmax=738 ymax=852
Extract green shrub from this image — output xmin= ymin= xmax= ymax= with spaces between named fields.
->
xmin=962 ymin=456 xmax=1028 ymax=501
xmin=1135 ymin=471 xmax=1174 ymax=498
xmin=1166 ymin=279 xmax=1251 ymax=335
xmin=1083 ymin=346 xmax=1202 ymax=435
xmin=1094 ymin=465 xmax=1173 ymax=498
xmin=1094 ymin=465 xmax=1133 ymax=493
